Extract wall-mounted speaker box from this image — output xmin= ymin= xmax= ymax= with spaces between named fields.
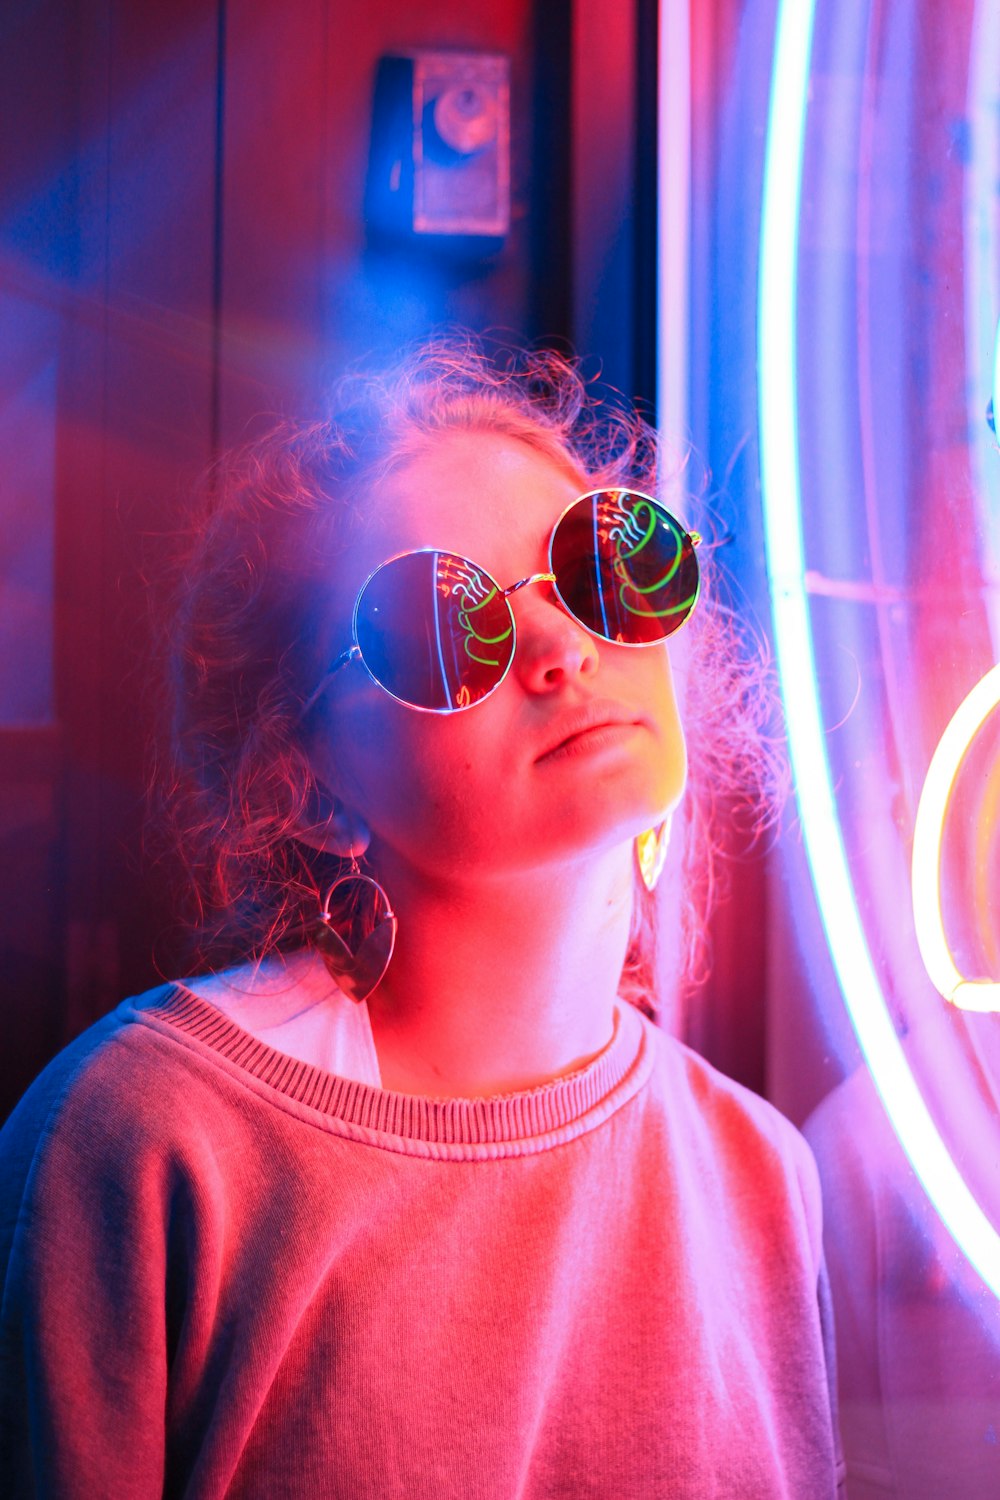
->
xmin=366 ymin=50 xmax=511 ymax=248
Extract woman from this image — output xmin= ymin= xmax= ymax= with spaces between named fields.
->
xmin=0 ymin=339 xmax=844 ymax=1496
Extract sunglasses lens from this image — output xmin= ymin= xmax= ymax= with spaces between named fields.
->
xmin=354 ymin=550 xmax=514 ymax=711
xmin=551 ymin=490 xmax=699 ymax=644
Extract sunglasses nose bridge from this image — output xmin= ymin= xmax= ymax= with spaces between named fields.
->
xmin=502 ymin=567 xmax=602 ymax=692
xmin=501 ymin=571 xmax=557 ymax=599
xmin=500 ymin=568 xmax=596 ymax=663
xmin=501 ymin=571 xmax=570 ymax=644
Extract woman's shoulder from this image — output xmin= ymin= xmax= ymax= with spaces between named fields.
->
xmin=10 ymin=978 xmax=216 ymax=1094
xmin=0 ymin=983 xmax=251 ymax=1205
xmin=642 ymin=1020 xmax=821 ymax=1228
xmin=4 ymin=985 xmax=166 ymax=1127
xmin=646 ymin=1020 xmax=803 ymax=1135
xmin=0 ymin=988 xmax=185 ymax=1260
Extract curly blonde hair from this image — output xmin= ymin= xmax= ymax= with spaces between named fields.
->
xmin=160 ymin=334 xmax=783 ymax=1020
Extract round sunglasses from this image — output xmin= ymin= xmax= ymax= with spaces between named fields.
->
xmin=303 ymin=488 xmax=700 ymax=716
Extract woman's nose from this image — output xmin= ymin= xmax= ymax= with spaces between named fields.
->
xmin=512 ymin=588 xmax=600 ymax=693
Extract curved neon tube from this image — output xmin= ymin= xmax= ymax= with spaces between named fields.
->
xmin=759 ymin=0 xmax=1000 ymax=1295
xmin=911 ymin=663 xmax=1000 ymax=1011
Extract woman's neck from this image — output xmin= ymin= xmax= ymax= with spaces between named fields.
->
xmin=364 ymin=842 xmax=635 ymax=1098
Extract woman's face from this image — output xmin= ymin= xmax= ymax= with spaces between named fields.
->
xmin=311 ymin=430 xmax=687 ymax=881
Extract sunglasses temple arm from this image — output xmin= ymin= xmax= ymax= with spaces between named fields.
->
xmin=300 ymin=645 xmax=361 ymax=719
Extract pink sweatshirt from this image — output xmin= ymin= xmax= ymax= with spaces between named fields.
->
xmin=1 ymin=983 xmax=844 ymax=1497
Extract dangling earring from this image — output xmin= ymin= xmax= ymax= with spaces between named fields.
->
xmin=314 ymin=855 xmax=397 ymax=1004
xmin=635 ymin=817 xmax=672 ymax=893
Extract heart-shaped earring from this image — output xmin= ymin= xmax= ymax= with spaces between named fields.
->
xmin=314 ymin=861 xmax=397 ymax=1004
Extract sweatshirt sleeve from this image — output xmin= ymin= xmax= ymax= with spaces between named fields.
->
xmin=0 ymin=1026 xmax=170 ymax=1498
xmin=794 ymin=1117 xmax=848 ymax=1499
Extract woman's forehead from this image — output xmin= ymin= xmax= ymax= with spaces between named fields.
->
xmin=357 ymin=430 xmax=587 ymax=567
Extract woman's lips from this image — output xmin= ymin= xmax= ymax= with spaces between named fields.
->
xmin=534 ymin=702 xmax=644 ymax=763
xmin=535 ymin=722 xmax=641 ymax=763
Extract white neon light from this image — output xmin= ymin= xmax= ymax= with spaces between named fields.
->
xmin=759 ymin=0 xmax=1000 ymax=1294
xmin=656 ymin=0 xmax=692 ymax=1033
xmin=912 ymin=664 xmax=1000 ymax=1011
xmin=964 ymin=0 xmax=1000 ymax=653
xmin=657 ymin=0 xmax=690 ymax=486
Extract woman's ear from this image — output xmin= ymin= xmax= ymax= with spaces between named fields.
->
xmin=296 ymin=780 xmax=371 ymax=859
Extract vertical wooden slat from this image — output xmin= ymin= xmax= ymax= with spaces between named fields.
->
xmin=56 ymin=0 xmax=218 ymax=1039
xmin=217 ymin=0 xmax=331 ymax=440
xmin=570 ymin=0 xmax=639 ymax=397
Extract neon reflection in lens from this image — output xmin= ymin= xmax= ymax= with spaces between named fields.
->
xmin=550 ymin=491 xmax=699 ymax=644
xmin=355 ymin=550 xmax=513 ymax=711
xmin=609 ymin=495 xmax=695 ymax=622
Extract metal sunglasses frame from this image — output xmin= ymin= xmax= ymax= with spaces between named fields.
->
xmin=301 ymin=487 xmax=701 ymax=717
